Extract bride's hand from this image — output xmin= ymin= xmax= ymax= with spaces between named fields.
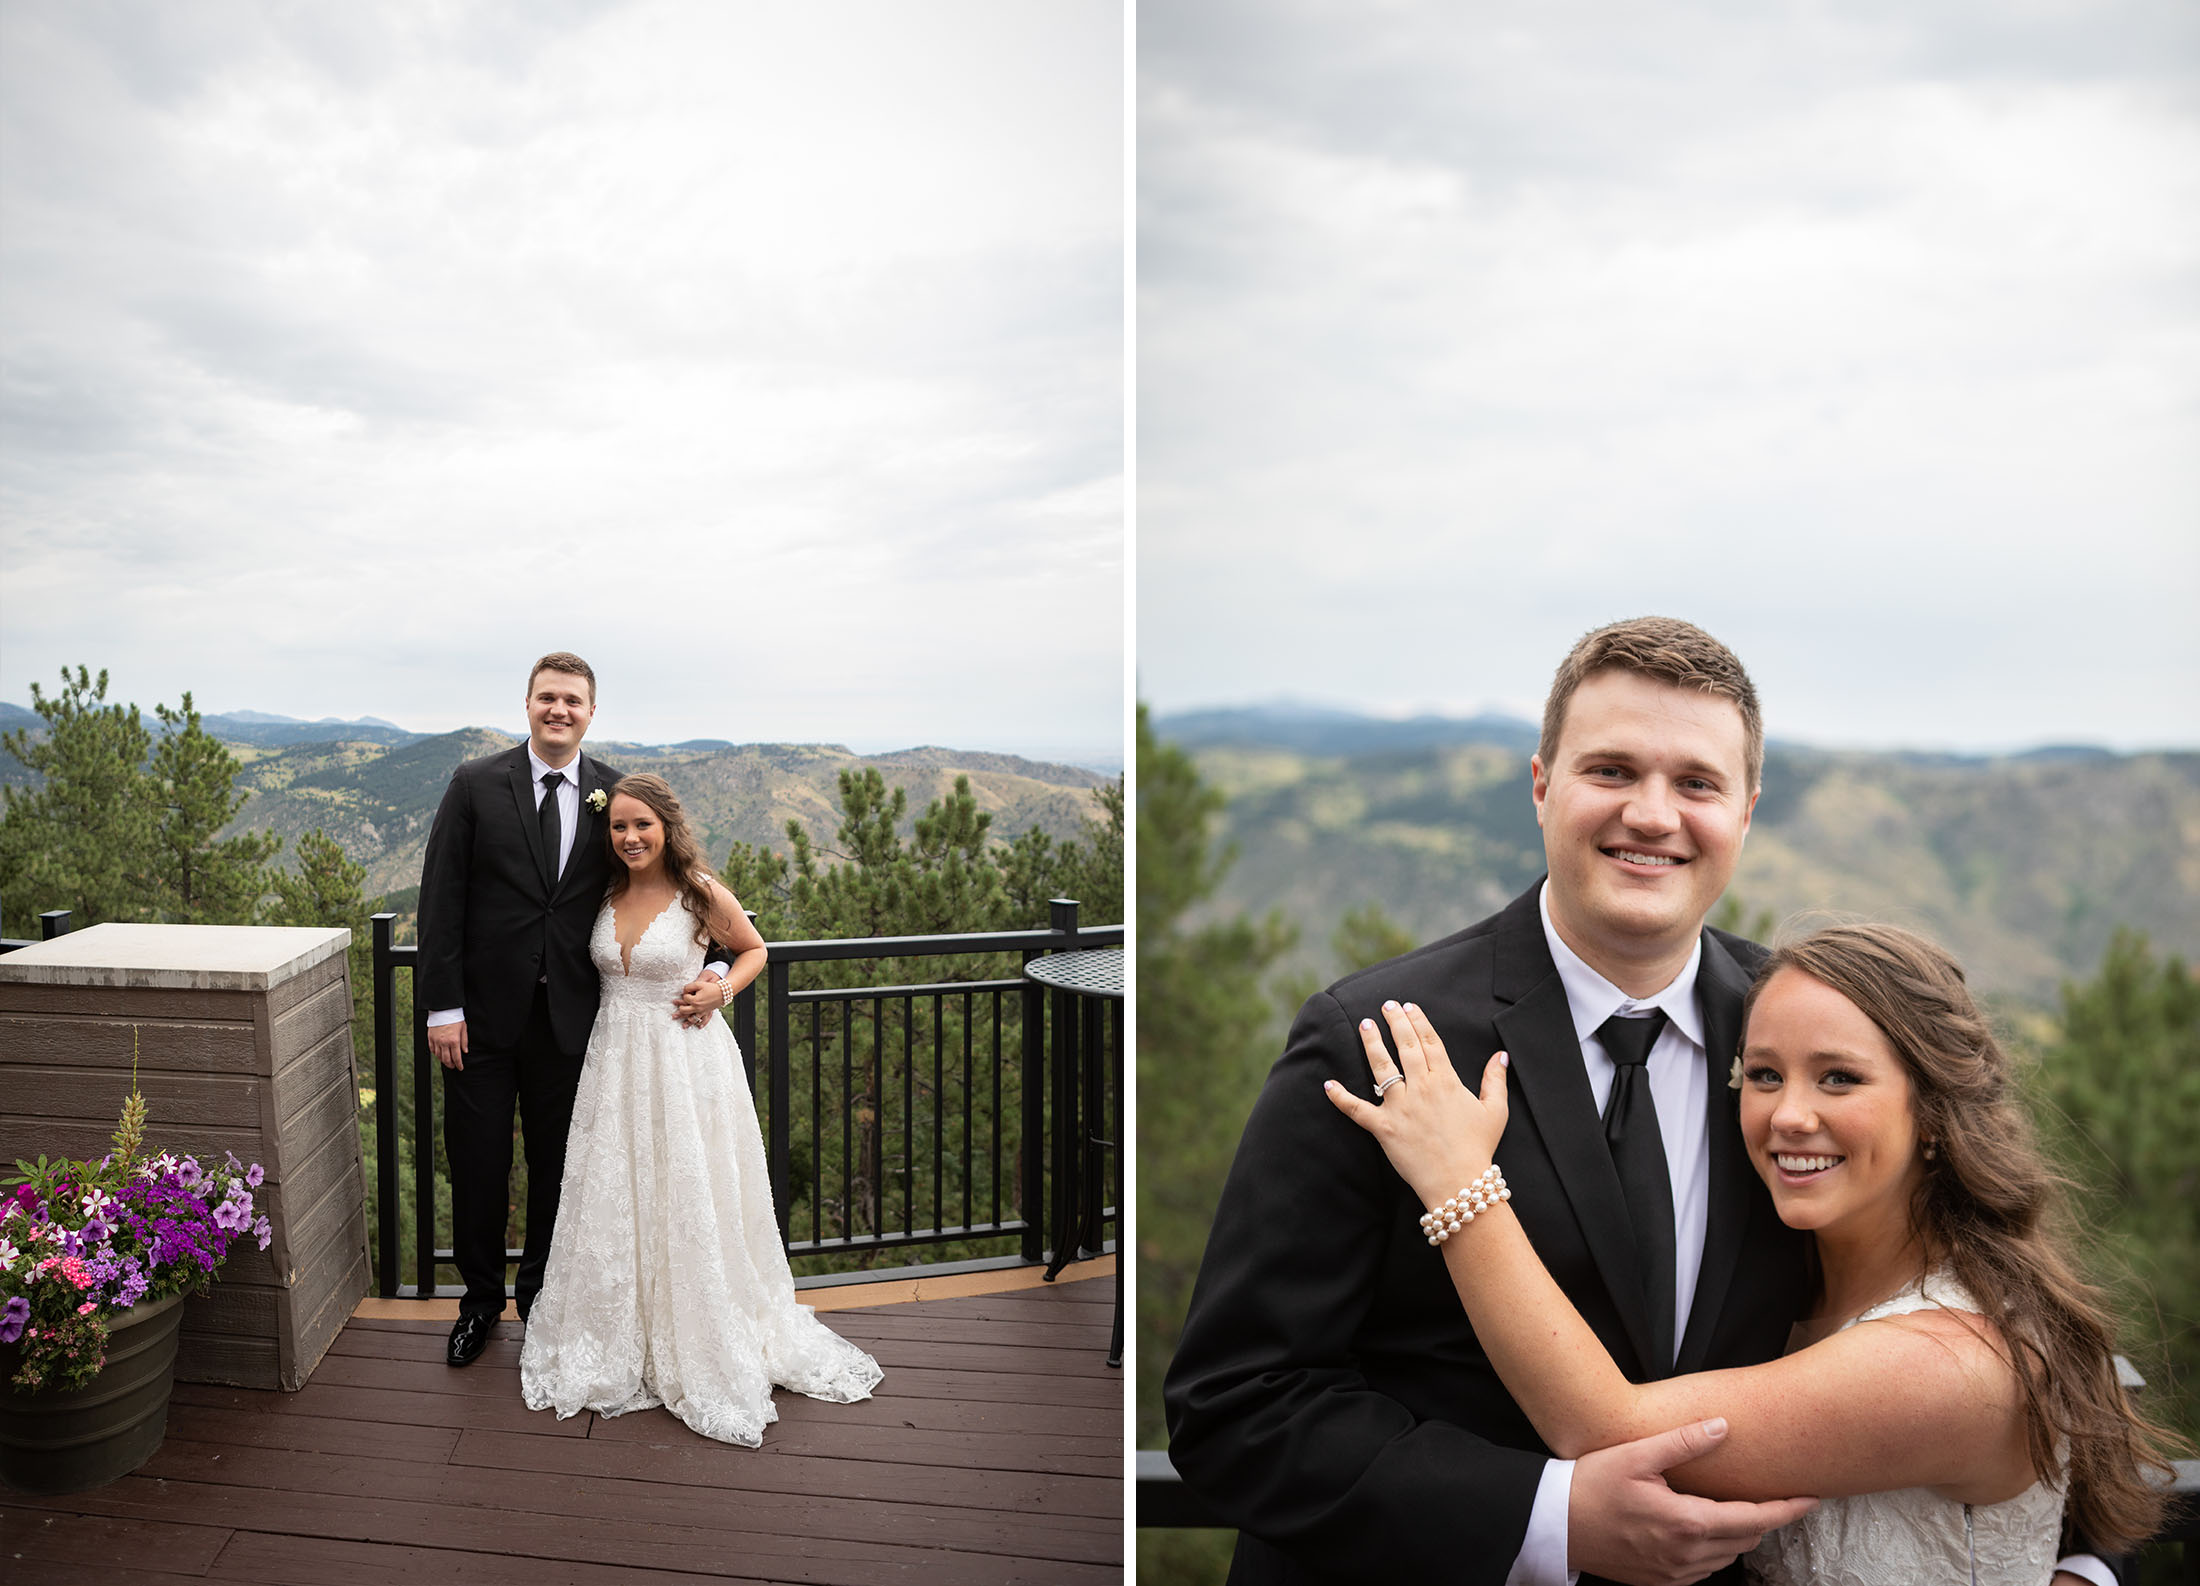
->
xmin=1323 ymin=1000 xmax=1510 ymax=1210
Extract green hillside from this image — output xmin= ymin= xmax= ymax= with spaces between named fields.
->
xmin=1190 ymin=740 xmax=2200 ymax=1003
xmin=223 ymin=731 xmax=1112 ymax=900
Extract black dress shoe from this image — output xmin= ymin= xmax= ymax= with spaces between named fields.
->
xmin=447 ymin=1313 xmax=494 ymax=1367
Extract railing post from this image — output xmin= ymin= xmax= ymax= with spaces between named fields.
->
xmin=767 ymin=956 xmax=792 ymax=1244
xmin=1042 ymin=900 xmax=1080 ymax=1276
xmin=38 ymin=910 xmax=70 ymax=940
xmin=1020 ymin=969 xmax=1046 ymax=1266
xmin=413 ymin=978 xmax=434 ymax=1298
xmin=371 ymin=914 xmax=399 ymax=1298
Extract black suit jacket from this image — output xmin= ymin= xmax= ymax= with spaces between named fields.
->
xmin=1163 ymin=883 xmax=1811 ymax=1586
xmin=417 ymin=746 xmax=624 ymax=1055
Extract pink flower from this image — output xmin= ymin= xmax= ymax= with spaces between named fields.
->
xmin=76 ymin=1301 xmax=96 ymax=1316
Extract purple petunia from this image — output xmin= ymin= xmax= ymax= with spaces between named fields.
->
xmin=211 ymin=1199 xmax=247 ymax=1233
xmin=245 ymin=1163 xmax=264 ymax=1189
xmin=253 ymin=1216 xmax=271 ymax=1252
xmin=0 ymin=1296 xmax=27 ymax=1343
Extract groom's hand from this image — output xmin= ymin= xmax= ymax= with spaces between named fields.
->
xmin=674 ymin=971 xmax=724 ymax=1028
xmin=1568 ymin=1418 xmax=1816 ymax=1586
xmin=427 ymin=1020 xmax=468 ymax=1071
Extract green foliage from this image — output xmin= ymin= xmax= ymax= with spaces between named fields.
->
xmin=1710 ymin=892 xmax=1777 ymax=944
xmin=720 ymin=768 xmax=1123 ymax=1279
xmin=264 ymin=828 xmax=378 ymax=1040
xmin=144 ymin=693 xmax=280 ymax=923
xmin=0 ymin=666 xmax=155 ymax=929
xmin=2030 ymin=931 xmax=2200 ymax=1447
xmin=0 ymin=668 xmax=280 ymax=931
xmin=1135 ymin=704 xmax=1293 ymax=1586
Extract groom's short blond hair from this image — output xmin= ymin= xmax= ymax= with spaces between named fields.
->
xmin=527 ymin=651 xmax=597 ymax=704
xmin=1539 ymin=617 xmax=1763 ymax=791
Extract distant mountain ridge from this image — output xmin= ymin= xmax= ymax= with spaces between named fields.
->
xmin=225 ymin=732 xmax=1112 ymax=900
xmin=1154 ymin=703 xmax=2142 ymax=765
xmin=1 ymin=708 xmax=1116 ymax=903
xmin=1160 ymin=708 xmax=2199 ymax=1004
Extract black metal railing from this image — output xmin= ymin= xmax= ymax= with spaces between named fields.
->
xmin=370 ymin=900 xmax=1120 ymax=1300
xmin=0 ymin=907 xmax=76 ymax=953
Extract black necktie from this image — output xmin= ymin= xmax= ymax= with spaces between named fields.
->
xmin=539 ymin=771 xmax=565 ymax=887
xmin=1599 ymin=1008 xmax=1676 ymax=1371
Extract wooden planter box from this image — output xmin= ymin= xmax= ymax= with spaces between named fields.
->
xmin=0 ymin=925 xmax=371 ymax=1390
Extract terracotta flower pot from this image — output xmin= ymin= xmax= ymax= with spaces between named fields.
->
xmin=0 ymin=1291 xmax=186 ymax=1495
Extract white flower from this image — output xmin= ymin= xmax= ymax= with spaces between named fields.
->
xmin=0 ymin=1236 xmax=18 ymax=1271
xmin=1728 ymin=1055 xmax=1744 ymax=1090
xmin=586 ymin=788 xmax=609 ymax=813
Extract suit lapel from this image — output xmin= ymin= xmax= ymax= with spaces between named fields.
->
xmin=1492 ymin=894 xmax=1661 ymax=1378
xmin=1676 ymin=932 xmax=1756 ymax=1372
xmin=508 ymin=751 xmax=553 ymax=893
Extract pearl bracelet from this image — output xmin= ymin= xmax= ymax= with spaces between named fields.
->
xmin=1419 ymin=1165 xmax=1510 ymax=1246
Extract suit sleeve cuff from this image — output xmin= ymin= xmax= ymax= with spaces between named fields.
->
xmin=427 ymin=1009 xmax=464 ymax=1027
xmin=1504 ymin=1459 xmax=1577 ymax=1586
xmin=2054 ymin=1556 xmax=2115 ymax=1586
xmin=704 ymin=961 xmax=731 ymax=979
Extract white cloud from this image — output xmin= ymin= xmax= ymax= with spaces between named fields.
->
xmin=1 ymin=0 xmax=1124 ymax=760
xmin=1139 ymin=0 xmax=2199 ymax=750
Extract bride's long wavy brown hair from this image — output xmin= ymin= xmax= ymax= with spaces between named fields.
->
xmin=602 ymin=773 xmax=716 ymax=946
xmin=1744 ymin=923 xmax=2183 ymax=1551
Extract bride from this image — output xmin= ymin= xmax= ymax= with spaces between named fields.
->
xmin=1327 ymin=922 xmax=2178 ymax=1584
xmin=520 ymin=772 xmax=882 ymax=1444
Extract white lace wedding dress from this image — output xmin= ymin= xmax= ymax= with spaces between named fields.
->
xmin=519 ymin=898 xmax=882 ymax=1445
xmin=1747 ymin=1273 xmax=2066 ymax=1586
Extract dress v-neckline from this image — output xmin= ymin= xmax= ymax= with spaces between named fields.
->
xmin=610 ymin=894 xmax=680 ymax=978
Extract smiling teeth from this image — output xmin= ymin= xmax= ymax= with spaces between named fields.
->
xmin=1775 ymin=1154 xmax=1842 ymax=1172
xmin=1610 ymin=850 xmax=1681 ymax=866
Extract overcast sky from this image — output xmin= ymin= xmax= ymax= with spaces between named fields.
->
xmin=1139 ymin=0 xmax=2199 ymax=754
xmin=1 ymin=1 xmax=1123 ymax=765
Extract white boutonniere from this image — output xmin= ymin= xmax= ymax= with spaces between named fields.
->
xmin=586 ymin=789 xmax=609 ymax=814
xmin=1728 ymin=1054 xmax=1744 ymax=1090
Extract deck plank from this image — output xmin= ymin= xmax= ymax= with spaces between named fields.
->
xmin=0 ymin=1503 xmax=231 ymax=1574
xmin=8 ymin=1272 xmax=1123 ymax=1582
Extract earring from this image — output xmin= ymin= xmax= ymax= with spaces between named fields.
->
xmin=1922 ymin=1140 xmax=1937 ymax=1161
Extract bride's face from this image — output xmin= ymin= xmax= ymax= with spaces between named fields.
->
xmin=1737 ymin=968 xmax=1926 ymax=1243
xmin=607 ymin=793 xmax=666 ymax=875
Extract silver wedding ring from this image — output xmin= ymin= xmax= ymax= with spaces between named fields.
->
xmin=1375 ymin=1074 xmax=1406 ymax=1098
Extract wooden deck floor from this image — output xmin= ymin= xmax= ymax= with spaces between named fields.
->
xmin=2 ymin=1270 xmax=1122 ymax=1584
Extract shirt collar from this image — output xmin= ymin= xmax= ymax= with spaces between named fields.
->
xmin=1537 ymin=880 xmax=1706 ymax=1052
xmin=527 ymin=745 xmax=583 ymax=787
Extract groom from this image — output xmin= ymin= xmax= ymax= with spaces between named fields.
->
xmin=418 ymin=651 xmax=727 ymax=1368
xmin=1166 ymin=617 xmax=1805 ymax=1586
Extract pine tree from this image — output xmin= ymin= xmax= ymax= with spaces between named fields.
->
xmin=0 ymin=666 xmax=155 ymax=930
xmin=265 ymin=828 xmax=376 ymax=1035
xmin=1135 ymin=705 xmax=1294 ymax=1586
xmin=2032 ymin=931 xmax=2200 ymax=1445
xmin=145 ymin=693 xmax=279 ymax=923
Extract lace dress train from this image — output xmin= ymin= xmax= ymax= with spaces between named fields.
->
xmin=519 ymin=899 xmax=882 ymax=1445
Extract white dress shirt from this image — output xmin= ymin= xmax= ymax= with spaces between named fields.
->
xmin=1508 ymin=881 xmax=1716 ymax=1586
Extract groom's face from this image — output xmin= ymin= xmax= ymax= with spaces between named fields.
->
xmin=526 ymin=668 xmax=596 ymax=764
xmin=1531 ymin=669 xmax=1757 ymax=975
